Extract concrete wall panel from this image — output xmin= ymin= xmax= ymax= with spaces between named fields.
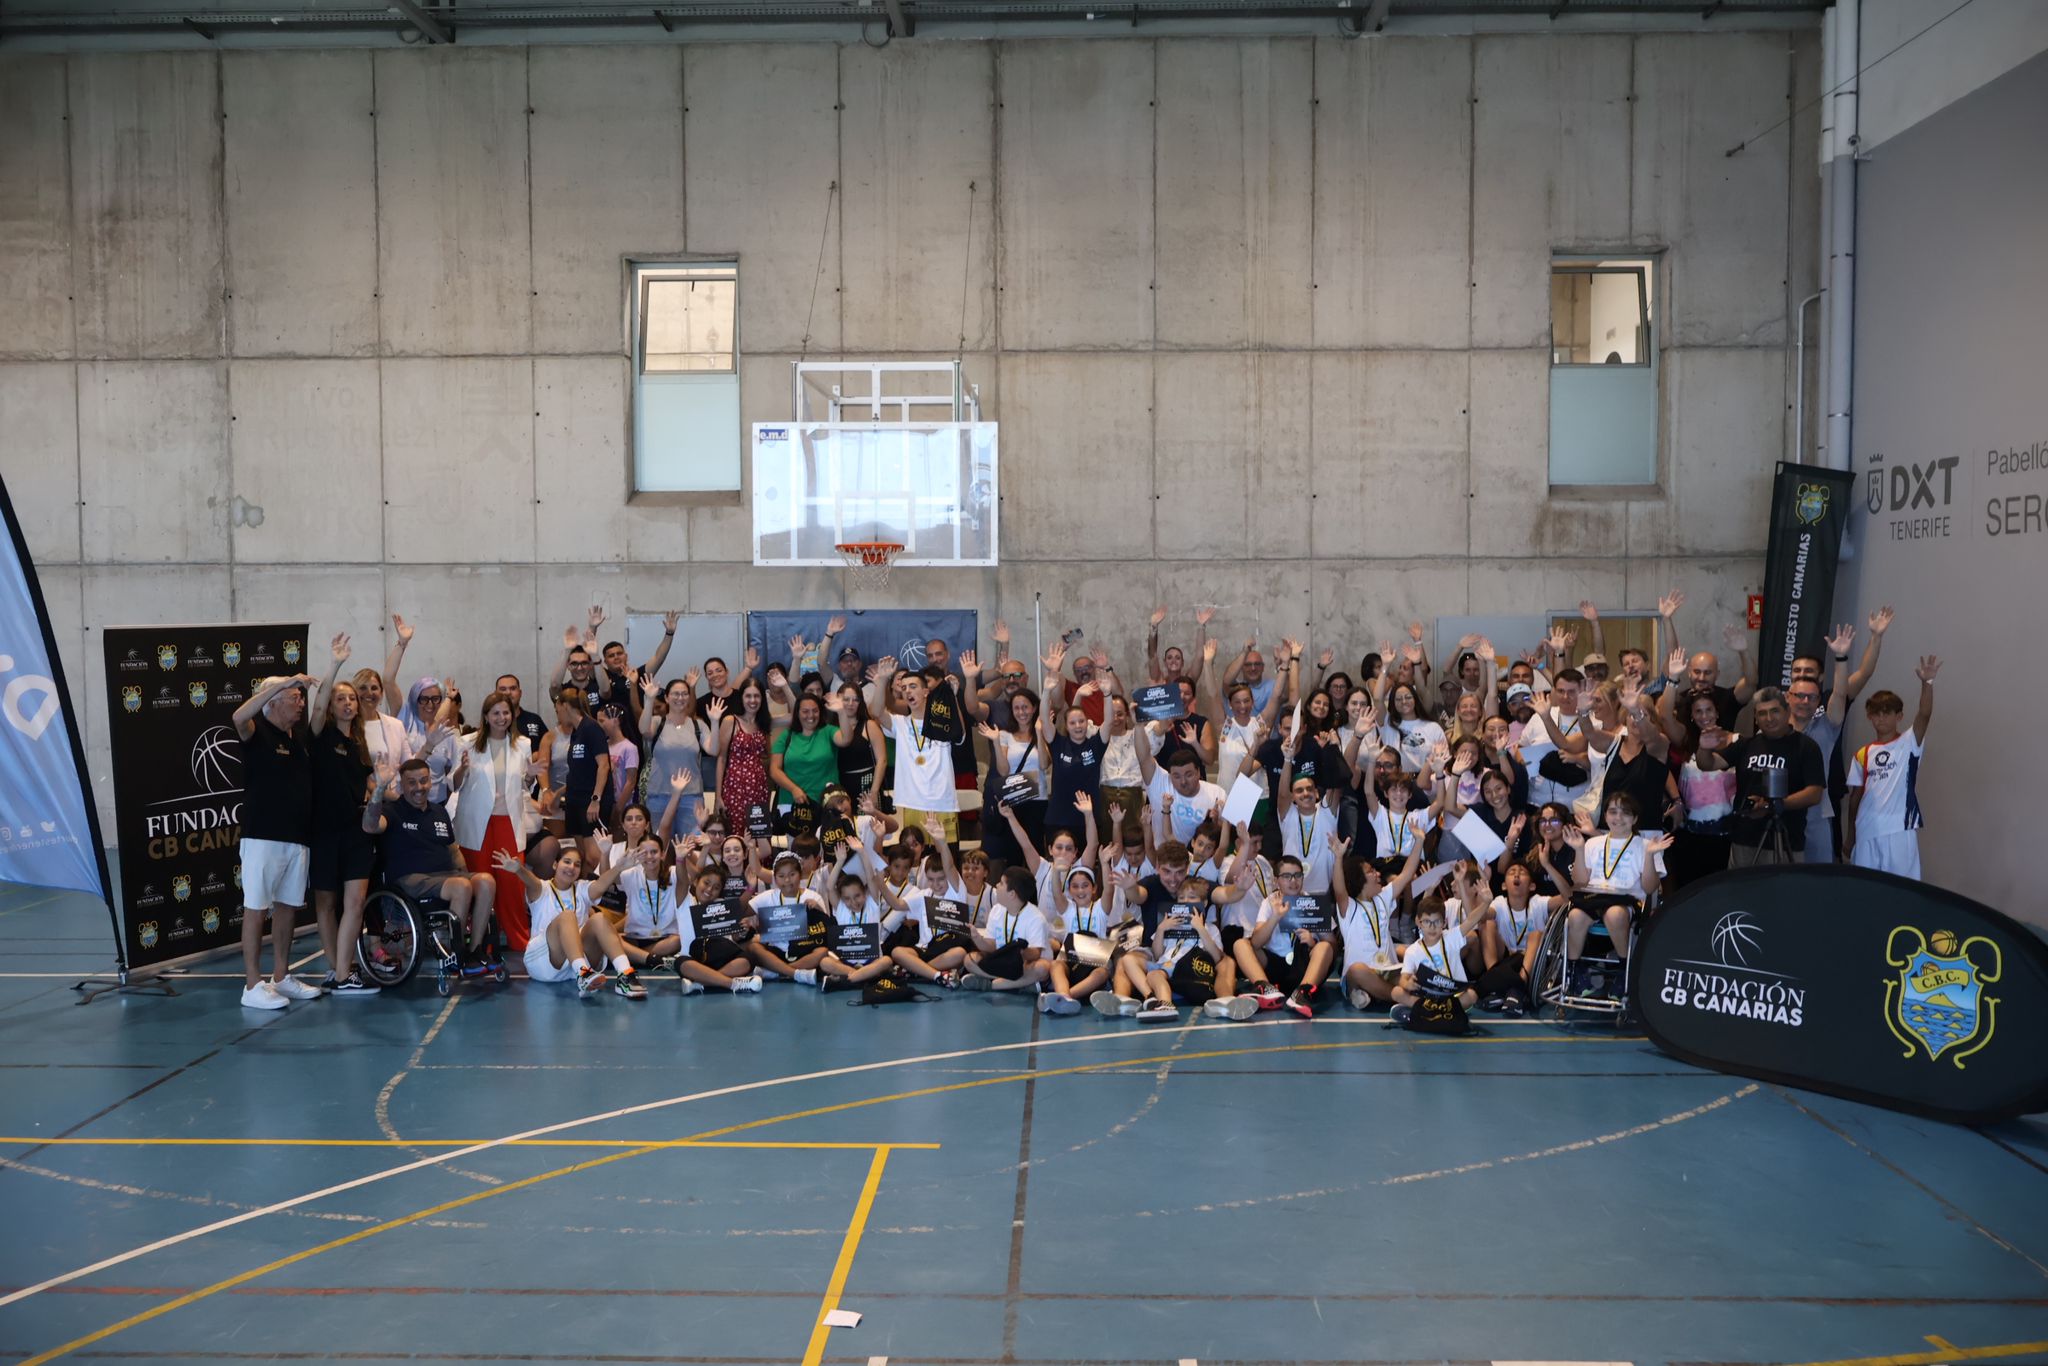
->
xmin=536 ymin=356 xmax=637 ymax=564
xmin=375 ymin=49 xmax=532 ymax=356
xmin=1311 ymin=559 xmax=1470 ymax=657
xmin=1310 ymin=352 xmax=1469 ymax=557
xmin=223 ymin=52 xmax=378 ymax=358
xmin=997 ymin=41 xmax=1155 ymax=351
xmin=1312 ymin=38 xmax=1473 ymax=351
xmin=1155 ymin=39 xmax=1313 ymax=350
xmin=1616 ymin=555 xmax=1764 ymax=676
xmin=0 ymin=58 xmax=75 ymax=360
xmin=1467 ymin=348 xmax=1629 ymax=557
xmin=230 ymin=564 xmax=385 ymax=645
xmin=78 ymin=362 xmax=229 ymax=564
xmin=530 ymin=47 xmax=685 ymax=356
xmin=1466 ymin=558 xmax=1627 ymax=619
xmin=69 ymin=54 xmax=225 ymax=359
xmin=0 ymin=364 xmax=82 ymax=566
xmin=1627 ymin=348 xmax=1781 ymax=555
xmin=380 ymin=358 xmax=533 ymax=564
xmin=227 ymin=360 xmax=383 ymax=564
xmin=1632 ymin=34 xmax=1791 ymax=347
xmin=1154 ymin=353 xmax=1311 ymax=561
xmin=685 ymin=44 xmax=840 ymax=355
xmin=997 ymin=354 xmax=1153 ymax=561
xmin=841 ymin=44 xmax=996 ymax=354
xmin=383 ymin=564 xmax=540 ymax=692
xmin=1471 ymin=36 xmax=1633 ymax=350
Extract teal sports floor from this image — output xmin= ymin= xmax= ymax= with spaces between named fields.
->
xmin=2 ymin=877 xmax=2047 ymax=1366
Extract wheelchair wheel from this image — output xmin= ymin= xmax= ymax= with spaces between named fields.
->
xmin=357 ymin=890 xmax=423 ymax=987
xmin=1527 ymin=910 xmax=1570 ymax=1019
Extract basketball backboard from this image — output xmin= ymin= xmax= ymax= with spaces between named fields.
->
xmin=752 ymin=420 xmax=999 ymax=568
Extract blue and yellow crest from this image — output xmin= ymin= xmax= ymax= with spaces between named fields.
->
xmin=1885 ymin=925 xmax=2002 ymax=1067
xmin=187 ymin=681 xmax=208 ymax=708
xmin=282 ymin=639 xmax=303 ymax=665
xmin=121 ymin=685 xmax=142 ymax=713
xmin=171 ymin=875 xmax=192 ymax=902
xmin=156 ymin=644 xmax=178 ymax=671
xmin=1795 ymin=482 xmax=1831 ymax=526
xmin=138 ymin=921 xmax=160 ymax=950
xmin=232 ymin=863 xmax=242 ymax=888
xmin=201 ymin=906 xmax=221 ymax=934
xmin=222 ymin=642 xmax=242 ymax=667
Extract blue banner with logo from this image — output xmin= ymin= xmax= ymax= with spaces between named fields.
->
xmin=0 ymin=478 xmax=108 ymax=913
xmin=104 ymin=622 xmax=306 ymax=969
xmin=746 ymin=610 xmax=980 ymax=689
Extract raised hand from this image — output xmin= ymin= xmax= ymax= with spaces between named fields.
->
xmin=1149 ymin=605 xmax=1168 ymax=628
xmin=1644 ymin=833 xmax=1676 ymax=856
xmin=1658 ymin=589 xmax=1685 ymax=619
xmin=684 ymin=667 xmax=701 ymax=689
xmin=1696 ymin=727 xmax=1729 ymax=753
xmin=788 ymin=633 xmax=808 ymax=658
xmin=491 ymin=849 xmax=524 ymax=874
xmin=588 ymin=603 xmax=607 ymax=631
xmin=1356 ymin=703 xmax=1380 ymax=734
xmin=1401 ymin=641 xmax=1424 ymax=665
xmin=1521 ymin=647 xmax=1543 ymax=668
xmin=393 ymin=613 xmax=414 ymax=644
xmin=670 ymin=769 xmax=691 ymax=794
xmin=959 ymin=649 xmax=979 ymax=674
xmin=1281 ymin=637 xmax=1304 ymax=662
xmin=1202 ymin=638 xmax=1219 ymax=661
xmin=696 ymin=797 xmax=713 ymax=825
xmin=1869 ymin=605 xmax=1895 ymax=635
xmin=704 ymin=697 xmax=727 ymax=725
xmin=976 ymin=721 xmax=1003 ymax=743
xmin=640 ymin=668 xmax=660 ymax=699
xmin=1476 ymin=637 xmax=1495 ymax=660
xmin=823 ymin=690 xmax=851 ymax=717
xmin=593 ymin=830 xmax=614 ymax=863
xmin=1089 ymin=644 xmax=1110 ymax=670
xmin=992 ymin=617 xmax=1010 ymax=645
xmin=1408 ymin=621 xmax=1425 ymax=643
xmin=1562 ymin=823 xmax=1587 ymax=849
xmin=330 ymin=632 xmax=351 ymax=663
xmin=1508 ymin=812 xmax=1527 ymax=842
xmin=1195 ymin=606 xmax=1215 ymax=627
xmin=562 ymin=623 xmax=582 ymax=651
xmin=876 ymin=654 xmax=898 ymax=676
xmin=1579 ymin=600 xmax=1599 ymax=622
xmin=1722 ymin=623 xmax=1747 ymax=650
xmin=744 ymin=644 xmax=761 ymax=670
xmin=1075 ymin=679 xmax=1100 ymax=700
xmin=1317 ymin=646 xmax=1334 ymax=670
xmin=1546 ymin=626 xmax=1575 ymax=654
xmin=1327 ymin=832 xmax=1351 ymax=857
xmin=1667 ymin=646 xmax=1687 ymax=680
xmin=1043 ymin=641 xmax=1066 ymax=673
xmin=662 ymin=609 xmax=681 ymax=632
xmin=825 ymin=613 xmax=846 ymax=636
xmin=1428 ymin=740 xmax=1451 ymax=772
xmin=1073 ymin=791 xmax=1094 ymax=814
xmin=1914 ymin=654 xmax=1942 ymax=683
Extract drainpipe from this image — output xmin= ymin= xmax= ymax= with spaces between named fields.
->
xmin=1819 ymin=0 xmax=1859 ymax=475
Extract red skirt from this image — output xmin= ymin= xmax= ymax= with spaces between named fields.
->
xmin=464 ymin=814 xmax=529 ymax=951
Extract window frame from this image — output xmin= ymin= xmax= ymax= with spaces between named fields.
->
xmin=625 ymin=255 xmax=744 ymax=505
xmin=635 ymin=264 xmax=739 ymax=376
xmin=1548 ymin=259 xmax=1654 ymax=369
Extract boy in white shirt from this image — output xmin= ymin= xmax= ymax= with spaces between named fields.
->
xmin=1471 ymin=859 xmax=1556 ymax=1017
xmin=1844 ymin=657 xmax=1939 ymax=879
xmin=1277 ymin=772 xmax=1339 ymax=894
xmin=1391 ymin=885 xmax=1489 ymax=1025
xmin=1155 ymin=749 xmax=1227 ymax=846
xmin=880 ymin=663 xmax=960 ymax=844
xmin=961 ymin=867 xmax=1053 ymax=993
xmin=886 ymin=841 xmax=977 ymax=989
xmin=1233 ymin=854 xmax=1338 ymax=1019
xmin=1333 ymin=836 xmax=1424 ymax=1011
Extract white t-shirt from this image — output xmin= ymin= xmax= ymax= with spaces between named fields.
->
xmin=1382 ymin=719 xmax=1445 ymax=774
xmin=1491 ymin=894 xmax=1555 ymax=953
xmin=750 ymin=887 xmax=827 ymax=951
xmin=1367 ymin=805 xmax=1432 ymax=862
xmin=1278 ymin=804 xmax=1338 ymax=894
xmin=1153 ymin=904 xmax=1212 ymax=971
xmin=987 ymin=902 xmax=1051 ymax=952
xmin=1337 ymin=890 xmax=1401 ymax=972
xmin=1218 ymin=718 xmax=1262 ymax=791
xmin=890 ymin=711 xmax=957 ymax=812
xmin=617 ymin=866 xmax=679 ymax=939
xmin=1402 ymin=928 xmax=1469 ymax=985
xmin=1523 ymin=708 xmax=1591 ymax=807
xmin=1099 ymin=723 xmax=1162 ymax=788
xmin=1848 ymin=728 xmax=1924 ymax=835
xmin=1581 ymin=832 xmax=1649 ymax=896
xmin=529 ymin=878 xmax=592 ymax=942
xmin=1161 ymin=780 xmax=1228 ymax=843
xmin=1059 ymin=897 xmax=1116 ymax=943
xmin=987 ymin=730 xmax=1045 ymax=798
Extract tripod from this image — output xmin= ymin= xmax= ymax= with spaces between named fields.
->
xmin=1733 ymin=797 xmax=1796 ymax=867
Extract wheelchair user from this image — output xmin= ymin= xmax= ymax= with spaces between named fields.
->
xmin=363 ymin=758 xmax=500 ymax=975
xmin=1560 ymin=793 xmax=1673 ymax=999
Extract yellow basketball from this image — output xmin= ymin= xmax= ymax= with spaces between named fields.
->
xmin=1929 ymin=929 xmax=1959 ymax=957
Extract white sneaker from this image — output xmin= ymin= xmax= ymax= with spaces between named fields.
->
xmin=1135 ymin=998 xmax=1179 ymax=1022
xmin=1043 ymin=993 xmax=1082 ymax=1016
xmin=1089 ymin=990 xmax=1128 ymax=1019
xmin=731 ymin=975 xmax=764 ymax=994
xmin=1347 ymin=985 xmax=1372 ymax=1011
xmin=270 ymin=976 xmax=323 ymax=1001
xmin=1217 ymin=994 xmax=1259 ymax=1021
xmin=240 ymin=982 xmax=287 ymax=1010
xmin=679 ymin=978 xmax=706 ymax=996
xmin=793 ymin=968 xmax=818 ymax=986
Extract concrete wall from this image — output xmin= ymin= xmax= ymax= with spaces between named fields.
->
xmin=0 ymin=34 xmax=1818 ymax=837
xmin=1856 ymin=0 xmax=2048 ymax=153
xmin=1843 ymin=48 xmax=2047 ymax=920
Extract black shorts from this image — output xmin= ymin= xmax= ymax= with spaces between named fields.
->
xmin=690 ymin=935 xmax=747 ymax=967
xmin=1220 ymin=924 xmax=1246 ymax=953
xmin=916 ymin=932 xmax=974 ymax=961
xmin=626 ymin=935 xmax=672 ymax=952
xmin=1266 ymin=943 xmax=1324 ymax=993
xmin=562 ymin=795 xmax=599 ymax=837
xmin=1168 ymin=951 xmax=1217 ymax=1005
xmin=309 ymin=828 xmax=375 ymax=894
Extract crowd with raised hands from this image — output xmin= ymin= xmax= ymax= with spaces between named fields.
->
xmin=226 ymin=593 xmax=1940 ymax=1023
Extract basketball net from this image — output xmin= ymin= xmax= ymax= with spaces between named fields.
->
xmin=836 ymin=541 xmax=903 ymax=593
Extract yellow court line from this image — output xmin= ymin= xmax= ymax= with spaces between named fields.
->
xmin=1792 ymin=1339 xmax=2048 ymax=1366
xmin=0 ymin=1137 xmax=938 ymax=1151
xmin=17 ymin=1033 xmax=1638 ymax=1366
xmin=800 ymin=1145 xmax=894 ymax=1366
xmin=1927 ymin=1335 xmax=1961 ymax=1351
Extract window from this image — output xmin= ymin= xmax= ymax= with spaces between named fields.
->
xmin=1549 ymin=254 xmax=1658 ymax=487
xmin=631 ymin=261 xmax=741 ymax=494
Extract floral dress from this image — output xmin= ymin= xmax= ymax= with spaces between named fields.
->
xmin=721 ymin=722 xmax=772 ymax=822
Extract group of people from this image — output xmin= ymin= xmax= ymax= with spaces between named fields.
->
xmin=229 ymin=596 xmax=1938 ymax=1025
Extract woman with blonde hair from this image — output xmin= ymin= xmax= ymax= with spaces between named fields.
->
xmin=451 ymin=690 xmax=538 ymax=953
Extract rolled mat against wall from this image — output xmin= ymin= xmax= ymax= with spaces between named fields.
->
xmin=1632 ymin=864 xmax=2048 ymax=1124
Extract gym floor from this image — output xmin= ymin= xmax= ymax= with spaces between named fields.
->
xmin=2 ymin=878 xmax=2046 ymax=1366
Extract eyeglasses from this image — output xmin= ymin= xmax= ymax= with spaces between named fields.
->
xmin=1278 ymin=871 xmax=1304 ymax=880
xmin=1540 ymin=817 xmax=1564 ymax=825
xmin=417 ymin=694 xmax=443 ymax=707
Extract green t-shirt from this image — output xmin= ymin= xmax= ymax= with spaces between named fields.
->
xmin=772 ymin=726 xmax=840 ymax=805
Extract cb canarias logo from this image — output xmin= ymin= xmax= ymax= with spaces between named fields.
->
xmin=121 ymin=685 xmax=142 ymax=713
xmin=1795 ymin=482 xmax=1831 ymax=526
xmin=282 ymin=640 xmax=303 ymax=665
xmin=187 ymin=681 xmax=208 ymax=708
xmin=201 ymin=907 xmax=221 ymax=934
xmin=138 ymin=921 xmax=160 ymax=949
xmin=172 ymin=875 xmax=192 ymax=902
xmin=1885 ymin=926 xmax=2002 ymax=1067
xmin=156 ymin=645 xmax=178 ymax=671
xmin=222 ymin=642 xmax=242 ymax=667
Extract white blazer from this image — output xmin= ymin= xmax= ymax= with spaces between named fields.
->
xmin=451 ymin=734 xmax=539 ymax=848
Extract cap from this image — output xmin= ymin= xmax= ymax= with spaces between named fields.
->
xmin=1505 ymin=683 xmax=1535 ymax=704
xmin=1580 ymin=652 xmax=1609 ymax=667
xmin=838 ymin=645 xmax=862 ymax=661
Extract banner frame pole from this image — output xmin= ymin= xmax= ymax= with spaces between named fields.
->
xmin=0 ymin=475 xmax=120 ymax=970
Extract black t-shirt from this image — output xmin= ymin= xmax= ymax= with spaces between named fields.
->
xmin=1699 ymin=684 xmax=1742 ymax=731
xmin=379 ymin=798 xmax=458 ymax=878
xmin=309 ymin=726 xmax=372 ymax=833
xmin=598 ymin=669 xmax=635 ymax=716
xmin=562 ymin=717 xmax=608 ymax=798
xmin=514 ymin=709 xmax=549 ymax=748
xmin=1257 ymin=733 xmax=1345 ymax=797
xmin=1726 ymin=729 xmax=1826 ymax=850
xmin=1134 ymin=873 xmax=1188 ymax=938
xmin=1047 ymin=733 xmax=1107 ymax=828
xmin=565 ymin=673 xmax=607 ymax=716
xmin=241 ymin=715 xmax=312 ymax=845
xmin=1600 ymin=744 xmax=1670 ymax=832
xmin=1525 ymin=842 xmax=1578 ymax=898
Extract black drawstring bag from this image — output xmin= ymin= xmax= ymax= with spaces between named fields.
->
xmin=855 ymin=973 xmax=930 ymax=1006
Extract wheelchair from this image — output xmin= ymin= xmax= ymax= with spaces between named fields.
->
xmin=1528 ymin=892 xmax=1648 ymax=1021
xmin=356 ymin=879 xmax=508 ymax=996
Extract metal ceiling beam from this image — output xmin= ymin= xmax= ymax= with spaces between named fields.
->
xmin=881 ymin=0 xmax=914 ymax=34
xmin=389 ymin=0 xmax=452 ymax=41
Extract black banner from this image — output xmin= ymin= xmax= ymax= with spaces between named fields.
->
xmin=103 ymin=623 xmax=306 ymax=969
xmin=1634 ymin=865 xmax=2048 ymax=1123
xmin=1758 ymin=462 xmax=1855 ymax=690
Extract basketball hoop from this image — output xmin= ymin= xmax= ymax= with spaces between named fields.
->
xmin=836 ymin=541 xmax=904 ymax=592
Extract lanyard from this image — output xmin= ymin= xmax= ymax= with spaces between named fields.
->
xmin=1387 ymin=810 xmax=1409 ymax=856
xmin=1074 ymin=904 xmax=1097 ymax=936
xmin=1601 ymin=834 xmax=1636 ymax=882
xmin=1355 ymin=896 xmax=1384 ymax=947
xmin=1426 ymin=937 xmax=1451 ymax=976
xmin=641 ymin=883 xmax=660 ymax=926
xmin=1253 ymin=862 xmax=1268 ymax=898
xmin=910 ymin=716 xmax=930 ymax=757
xmin=1506 ymin=899 xmax=1527 ymax=945
xmin=846 ymin=902 xmax=868 ymax=926
xmin=549 ymin=882 xmax=573 ymax=917
xmin=1297 ymin=812 xmax=1314 ymax=857
xmin=1003 ymin=907 xmax=1021 ymax=943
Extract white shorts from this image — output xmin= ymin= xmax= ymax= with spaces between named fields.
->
xmin=1851 ymin=830 xmax=1920 ymax=880
xmin=524 ymin=936 xmax=577 ymax=983
xmin=241 ymin=838 xmax=309 ymax=911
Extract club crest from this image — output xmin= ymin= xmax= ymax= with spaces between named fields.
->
xmin=188 ymin=681 xmax=208 ymax=708
xmin=157 ymin=644 xmax=178 ymax=671
xmin=201 ymin=907 xmax=221 ymax=934
xmin=1885 ymin=925 xmax=2002 ymax=1067
xmin=138 ymin=921 xmax=160 ymax=950
xmin=172 ymin=875 xmax=192 ymax=902
xmin=1795 ymin=482 xmax=1830 ymax=526
xmin=282 ymin=639 xmax=303 ymax=665
xmin=121 ymin=685 xmax=142 ymax=713
xmin=222 ymin=642 xmax=242 ymax=667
